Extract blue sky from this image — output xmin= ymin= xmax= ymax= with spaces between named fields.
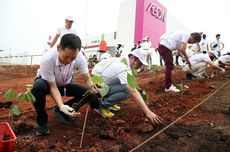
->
xmin=0 ymin=0 xmax=229 ymax=55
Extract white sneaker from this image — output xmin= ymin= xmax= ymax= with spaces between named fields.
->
xmin=165 ymin=85 xmax=180 ymax=93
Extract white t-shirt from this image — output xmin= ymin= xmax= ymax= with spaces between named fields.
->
xmin=218 ymin=54 xmax=230 ymax=63
xmin=38 ymin=50 xmax=88 ymax=86
xmin=100 ymin=58 xmax=132 ymax=85
xmin=199 ymin=39 xmax=209 ymax=52
xmin=189 ymin=54 xmax=211 ymax=65
xmin=160 ymin=31 xmax=190 ymax=51
xmin=211 ymin=39 xmax=224 ymax=51
xmin=57 ymin=26 xmax=77 ymax=38
xmin=100 ymin=52 xmax=112 ymax=61
xmin=189 ymin=43 xmax=201 ymax=54
xmin=141 ymin=41 xmax=152 ymax=50
xmin=116 ymin=47 xmax=124 ymax=54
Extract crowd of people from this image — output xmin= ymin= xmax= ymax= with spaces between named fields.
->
xmin=32 ymin=16 xmax=229 ymax=136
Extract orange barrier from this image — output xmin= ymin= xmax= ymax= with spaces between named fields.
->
xmin=99 ymin=41 xmax=107 ymax=52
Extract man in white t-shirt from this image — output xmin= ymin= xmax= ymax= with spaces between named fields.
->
xmin=141 ymin=36 xmax=153 ymax=69
xmin=115 ymin=44 xmax=124 ymax=57
xmin=199 ymin=34 xmax=209 ymax=54
xmin=158 ymin=31 xmax=202 ymax=92
xmin=50 ymin=16 xmax=77 ymax=48
xmin=182 ymin=51 xmax=225 ymax=79
xmin=32 ymin=34 xmax=99 ymax=136
xmin=91 ymin=49 xmax=162 ymax=124
xmin=210 ymin=34 xmax=224 ymax=56
xmin=214 ymin=52 xmax=230 ymax=69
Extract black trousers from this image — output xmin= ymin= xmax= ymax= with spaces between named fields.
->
xmin=31 ymin=77 xmax=99 ymax=125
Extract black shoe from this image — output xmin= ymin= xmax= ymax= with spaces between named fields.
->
xmin=52 ymin=107 xmax=74 ymax=124
xmin=36 ymin=124 xmax=49 ymax=136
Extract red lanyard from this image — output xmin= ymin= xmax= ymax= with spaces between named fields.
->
xmin=59 ymin=63 xmax=71 ymax=86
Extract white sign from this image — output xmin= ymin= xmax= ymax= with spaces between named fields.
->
xmin=147 ymin=2 xmax=166 ymax=22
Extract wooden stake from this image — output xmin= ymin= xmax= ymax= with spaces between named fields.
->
xmin=80 ymin=106 xmax=90 ymax=149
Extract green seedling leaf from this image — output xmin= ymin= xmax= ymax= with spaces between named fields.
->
xmin=141 ymin=90 xmax=148 ymax=102
xmin=26 ymin=85 xmax=33 ymax=92
xmin=11 ymin=104 xmax=20 ymax=116
xmin=127 ymin=73 xmax=137 ymax=89
xmin=26 ymin=83 xmax=33 ymax=89
xmin=5 ymin=88 xmax=35 ymax=118
xmin=121 ymin=58 xmax=128 ymax=65
xmin=16 ymin=92 xmax=26 ymax=102
xmin=92 ymin=75 xmax=104 ymax=84
xmin=137 ymin=87 xmax=148 ymax=102
xmin=176 ymin=80 xmax=187 ymax=91
xmin=150 ymin=65 xmax=160 ymax=74
xmin=177 ymin=83 xmax=184 ymax=90
xmin=25 ymin=93 xmax=32 ymax=103
xmin=150 ymin=65 xmax=160 ymax=81
xmin=132 ymin=69 xmax=138 ymax=76
xmin=99 ymin=83 xmax=109 ymax=97
xmin=30 ymin=93 xmax=36 ymax=103
xmin=5 ymin=89 xmax=17 ymax=100
xmin=27 ymin=92 xmax=36 ymax=103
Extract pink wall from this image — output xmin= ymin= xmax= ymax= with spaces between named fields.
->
xmin=134 ymin=0 xmax=167 ymax=48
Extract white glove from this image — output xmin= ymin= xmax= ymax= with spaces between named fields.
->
xmin=220 ymin=68 xmax=225 ymax=73
xmin=60 ymin=104 xmax=75 ymax=116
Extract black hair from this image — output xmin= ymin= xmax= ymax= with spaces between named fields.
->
xmin=216 ymin=34 xmax=221 ymax=37
xmin=191 ymin=32 xmax=201 ymax=42
xmin=128 ymin=54 xmax=139 ymax=61
xmin=202 ymin=34 xmax=206 ymax=39
xmin=210 ymin=56 xmax=215 ymax=61
xmin=60 ymin=34 xmax=82 ymax=50
xmin=117 ymin=44 xmax=122 ymax=50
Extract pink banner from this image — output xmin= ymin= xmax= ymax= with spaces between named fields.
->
xmin=134 ymin=0 xmax=167 ymax=48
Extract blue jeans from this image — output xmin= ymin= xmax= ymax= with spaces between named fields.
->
xmin=100 ymin=83 xmax=130 ymax=108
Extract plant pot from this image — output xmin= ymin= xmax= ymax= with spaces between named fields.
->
xmin=0 ymin=122 xmax=16 ymax=152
